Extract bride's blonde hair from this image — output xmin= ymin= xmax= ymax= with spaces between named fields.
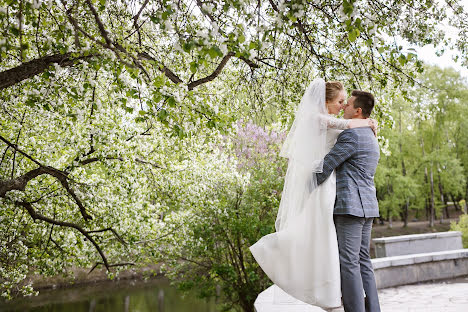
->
xmin=325 ymin=81 xmax=344 ymax=103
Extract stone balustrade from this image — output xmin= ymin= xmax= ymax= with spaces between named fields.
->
xmin=372 ymin=231 xmax=463 ymax=258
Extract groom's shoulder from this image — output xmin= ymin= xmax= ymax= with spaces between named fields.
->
xmin=340 ymin=127 xmax=374 ymax=138
xmin=338 ymin=128 xmax=359 ymax=141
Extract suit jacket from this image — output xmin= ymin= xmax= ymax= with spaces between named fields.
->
xmin=316 ymin=127 xmax=380 ymax=217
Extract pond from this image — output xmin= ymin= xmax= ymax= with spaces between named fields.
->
xmin=0 ymin=277 xmax=218 ymax=312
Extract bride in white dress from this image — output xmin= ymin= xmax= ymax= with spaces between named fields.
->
xmin=249 ymin=78 xmax=375 ymax=309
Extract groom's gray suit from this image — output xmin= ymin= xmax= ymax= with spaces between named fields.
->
xmin=316 ymin=127 xmax=381 ymax=312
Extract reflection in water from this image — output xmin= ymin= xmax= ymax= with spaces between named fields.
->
xmin=124 ymin=295 xmax=129 ymax=312
xmin=88 ymin=299 xmax=96 ymax=312
xmin=0 ymin=278 xmax=217 ymax=312
xmin=158 ymin=289 xmax=164 ymax=312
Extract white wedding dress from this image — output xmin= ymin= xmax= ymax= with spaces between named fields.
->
xmin=250 ymin=120 xmax=349 ymax=309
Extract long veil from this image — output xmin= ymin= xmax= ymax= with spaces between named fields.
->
xmin=275 ymin=78 xmax=328 ymax=232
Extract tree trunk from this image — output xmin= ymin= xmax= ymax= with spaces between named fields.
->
xmin=420 ymin=136 xmax=433 ymax=226
xmin=466 ymin=183 xmax=468 ymax=214
xmin=438 ymin=170 xmax=445 ymax=224
xmin=429 ymin=166 xmax=435 ymax=228
xmin=451 ymin=194 xmax=461 ymax=211
xmin=403 ymin=199 xmax=409 ymax=227
xmin=425 ymin=197 xmax=430 ymax=221
xmin=398 ymin=108 xmax=409 ymax=227
xmin=387 ymin=179 xmax=393 ymax=228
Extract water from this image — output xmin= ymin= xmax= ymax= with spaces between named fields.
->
xmin=0 ymin=278 xmax=218 ymax=312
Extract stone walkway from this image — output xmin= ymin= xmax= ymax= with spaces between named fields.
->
xmin=375 ymin=279 xmax=468 ymax=312
xmin=255 ymin=277 xmax=468 ymax=312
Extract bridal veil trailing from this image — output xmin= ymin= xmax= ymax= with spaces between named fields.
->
xmin=249 ymin=78 xmax=342 ymax=308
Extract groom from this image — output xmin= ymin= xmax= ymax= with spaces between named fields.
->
xmin=315 ymin=90 xmax=381 ymax=312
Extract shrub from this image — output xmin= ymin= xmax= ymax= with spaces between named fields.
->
xmin=450 ymin=213 xmax=468 ymax=248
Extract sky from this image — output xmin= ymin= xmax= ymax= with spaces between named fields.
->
xmin=410 ymin=0 xmax=468 ymax=78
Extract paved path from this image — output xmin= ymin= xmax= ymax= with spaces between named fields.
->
xmin=375 ymin=280 xmax=468 ymax=312
xmin=255 ymin=278 xmax=468 ymax=312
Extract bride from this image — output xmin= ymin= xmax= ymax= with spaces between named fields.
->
xmin=249 ymin=78 xmax=376 ymax=309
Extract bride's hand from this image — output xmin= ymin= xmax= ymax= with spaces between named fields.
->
xmin=348 ymin=118 xmax=378 ymax=137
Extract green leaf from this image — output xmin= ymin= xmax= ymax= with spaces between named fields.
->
xmin=183 ymin=42 xmax=194 ymax=52
xmin=173 ymin=125 xmax=185 ymax=138
xmin=348 ymin=29 xmax=359 ymax=42
xmin=10 ymin=26 xmax=19 ymax=36
xmin=167 ymin=97 xmax=176 ymax=107
xmin=343 ymin=0 xmax=354 ymax=15
xmin=190 ymin=61 xmax=198 ymax=74
xmin=398 ymin=54 xmax=407 ymax=66
xmin=158 ymin=109 xmax=168 ymax=121
xmin=208 ymin=46 xmax=223 ymax=58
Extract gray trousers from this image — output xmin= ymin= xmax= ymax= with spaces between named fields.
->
xmin=334 ymin=215 xmax=381 ymax=312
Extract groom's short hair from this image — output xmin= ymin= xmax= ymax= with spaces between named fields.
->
xmin=351 ymin=90 xmax=374 ymax=117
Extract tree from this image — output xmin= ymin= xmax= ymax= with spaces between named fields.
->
xmin=1 ymin=0 xmax=468 ymax=301
xmin=375 ymin=65 xmax=468 ymax=228
xmin=157 ymin=121 xmax=286 ymax=312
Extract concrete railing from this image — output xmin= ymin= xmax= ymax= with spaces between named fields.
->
xmin=371 ymin=248 xmax=468 ymax=288
xmin=254 ymin=231 xmax=468 ymax=311
xmin=372 ymin=231 xmax=463 ymax=258
xmin=371 ymin=231 xmax=468 ymax=289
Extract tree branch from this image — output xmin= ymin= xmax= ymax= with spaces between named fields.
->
xmin=0 ymin=134 xmax=44 ymax=167
xmin=88 ymin=261 xmax=135 ymax=274
xmin=14 ymin=200 xmax=110 ymax=270
xmin=187 ymin=52 xmax=235 ymax=90
xmin=88 ymin=227 xmax=127 ymax=246
xmin=138 ymin=52 xmax=183 ymax=84
xmin=0 ymin=134 xmax=91 ymax=221
xmin=133 ymin=0 xmax=150 ymax=25
xmin=84 ymin=0 xmax=112 ymax=46
xmin=0 ymin=167 xmax=45 ymax=197
xmin=0 ymin=53 xmax=94 ymax=90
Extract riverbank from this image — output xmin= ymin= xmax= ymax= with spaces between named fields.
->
xmin=23 ymin=264 xmax=162 ymax=291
